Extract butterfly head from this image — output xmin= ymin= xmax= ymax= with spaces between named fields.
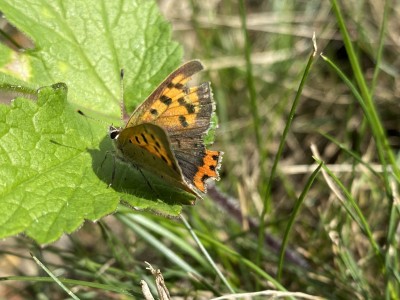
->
xmin=108 ymin=125 xmax=121 ymax=140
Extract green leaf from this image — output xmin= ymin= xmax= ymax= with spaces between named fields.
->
xmin=0 ymin=0 xmax=198 ymax=244
xmin=0 ymin=83 xmax=115 ymax=243
xmin=0 ymin=0 xmax=183 ymax=117
xmin=0 ymin=84 xmax=188 ymax=244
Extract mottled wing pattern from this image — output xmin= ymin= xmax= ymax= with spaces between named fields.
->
xmin=126 ymin=60 xmax=204 ymax=126
xmin=116 ymin=123 xmax=198 ymax=197
xmin=165 ymin=82 xmax=222 ymax=192
xmin=126 ymin=60 xmax=222 ymax=193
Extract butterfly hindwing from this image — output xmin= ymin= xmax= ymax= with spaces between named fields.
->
xmin=173 ymin=144 xmax=223 ymax=192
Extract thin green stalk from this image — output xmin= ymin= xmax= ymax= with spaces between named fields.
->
xmin=180 ymin=215 xmax=235 ymax=294
xmin=318 ymin=131 xmax=380 ymax=178
xmin=313 ymin=159 xmax=384 ymax=264
xmin=257 ymin=35 xmax=317 ymax=266
xmin=238 ymin=0 xmax=268 ymax=216
xmin=277 ymin=162 xmax=322 ymax=280
xmin=323 ymin=3 xmax=400 ymax=293
xmin=193 ymin=231 xmax=292 ymax=297
xmin=320 ymin=52 xmax=398 ymax=256
xmin=386 ymin=207 xmax=399 ymax=300
xmin=374 ymin=3 xmax=400 ymax=291
xmin=320 ymin=54 xmax=393 ymax=201
xmin=30 ymin=253 xmax=80 ymax=300
xmin=116 ymin=214 xmax=199 ymax=276
xmin=330 ymin=0 xmax=400 ymax=183
xmin=320 ymin=54 xmax=365 ymax=108
xmin=117 ymin=213 xmax=225 ymax=295
xmin=317 ymin=156 xmax=400 ymax=293
xmin=371 ymin=0 xmax=392 ymax=94
xmin=330 ymin=10 xmax=397 ymax=275
xmin=238 ymin=0 xmax=261 ymax=150
xmin=0 ymin=275 xmax=136 ymax=296
xmin=337 ymin=239 xmax=371 ymax=298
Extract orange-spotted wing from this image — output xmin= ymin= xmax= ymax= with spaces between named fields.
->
xmin=111 ymin=60 xmax=223 ymax=199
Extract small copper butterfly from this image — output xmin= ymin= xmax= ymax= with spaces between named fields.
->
xmin=109 ymin=60 xmax=223 ymax=199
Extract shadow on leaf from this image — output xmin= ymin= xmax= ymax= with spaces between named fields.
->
xmin=88 ymin=135 xmax=196 ymax=209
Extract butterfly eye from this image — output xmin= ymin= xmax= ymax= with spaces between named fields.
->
xmin=109 ymin=126 xmax=120 ymax=140
xmin=109 ymin=131 xmax=119 ymax=140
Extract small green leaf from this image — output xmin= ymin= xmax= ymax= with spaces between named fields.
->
xmin=0 ymin=0 xmax=201 ymax=244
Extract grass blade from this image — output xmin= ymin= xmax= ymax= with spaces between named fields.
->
xmin=277 ymin=161 xmax=322 ymax=280
xmin=258 ymin=34 xmax=318 ymax=265
xmin=30 ymin=253 xmax=80 ymax=300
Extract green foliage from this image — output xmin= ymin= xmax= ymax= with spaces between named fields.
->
xmin=0 ymin=83 xmax=115 ymax=244
xmin=0 ymin=0 xmax=182 ymax=117
xmin=0 ymin=0 xmax=194 ymax=244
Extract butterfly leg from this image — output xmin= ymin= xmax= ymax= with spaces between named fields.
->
xmin=134 ymin=164 xmax=160 ymax=198
xmin=109 ymin=154 xmax=117 ymax=188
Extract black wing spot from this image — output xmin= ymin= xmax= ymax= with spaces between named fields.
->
xmin=178 ymin=97 xmax=196 ymax=114
xmin=160 ymin=155 xmax=168 ymax=164
xmin=141 ymin=133 xmax=148 ymax=144
xmin=129 ymin=139 xmax=132 ymax=144
xmin=175 ymin=83 xmax=184 ymax=89
xmin=160 ymin=95 xmax=172 ymax=106
xmin=153 ymin=145 xmax=160 ymax=153
xmin=201 ymin=174 xmax=210 ymax=182
xmin=150 ymin=109 xmax=158 ymax=116
xmin=209 ymin=165 xmax=216 ymax=171
xmin=185 ymin=103 xmax=195 ymax=114
xmin=179 ymin=115 xmax=189 ymax=127
xmin=135 ymin=136 xmax=140 ymax=144
xmin=212 ymin=155 xmax=219 ymax=161
xmin=155 ymin=141 xmax=161 ymax=148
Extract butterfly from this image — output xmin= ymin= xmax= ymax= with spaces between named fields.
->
xmin=109 ymin=60 xmax=223 ymax=201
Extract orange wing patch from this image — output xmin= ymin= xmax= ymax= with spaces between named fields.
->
xmin=127 ymin=128 xmax=176 ymax=170
xmin=126 ymin=60 xmax=205 ymax=128
xmin=193 ymin=150 xmax=223 ymax=192
xmin=154 ymin=83 xmax=214 ymax=130
xmin=162 ymin=87 xmax=201 ymax=116
xmin=129 ymin=134 xmax=168 ymax=166
xmin=141 ymin=75 xmax=194 ymax=122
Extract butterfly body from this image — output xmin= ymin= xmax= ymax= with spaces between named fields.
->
xmin=110 ymin=60 xmax=222 ymax=200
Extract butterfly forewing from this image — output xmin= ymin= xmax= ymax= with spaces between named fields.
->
xmin=115 ymin=123 xmax=198 ymax=196
xmin=126 ymin=60 xmax=204 ymax=127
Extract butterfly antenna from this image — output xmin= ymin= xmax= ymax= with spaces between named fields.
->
xmin=120 ymin=69 xmax=129 ymax=121
xmin=76 ymin=109 xmax=111 ymax=128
